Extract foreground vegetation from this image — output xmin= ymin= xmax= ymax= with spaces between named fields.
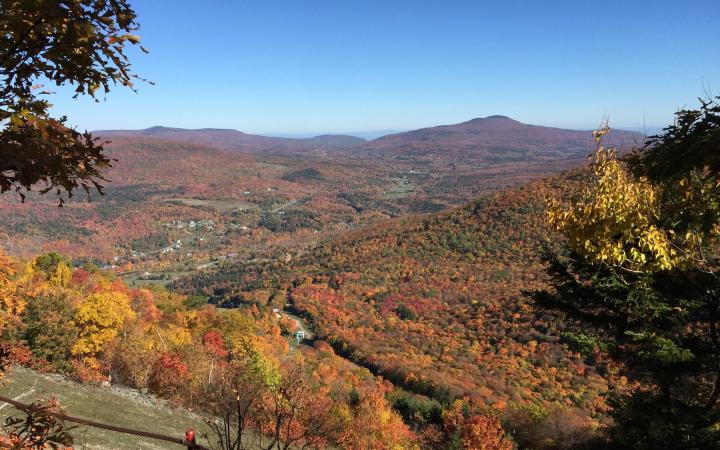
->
xmin=0 ymin=250 xmax=520 ymax=448
xmin=541 ymin=100 xmax=720 ymax=447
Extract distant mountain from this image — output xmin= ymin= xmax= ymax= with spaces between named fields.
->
xmin=362 ymin=115 xmax=643 ymax=161
xmin=96 ymin=126 xmax=365 ymax=152
xmin=99 ymin=117 xmax=644 ymax=166
xmin=344 ymin=129 xmax=404 ymax=140
xmin=303 ymin=134 xmax=367 ymax=147
xmin=265 ymin=130 xmax=402 ymax=140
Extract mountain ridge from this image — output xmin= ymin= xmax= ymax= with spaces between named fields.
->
xmin=364 ymin=115 xmax=642 ymax=154
xmin=96 ymin=126 xmax=366 ymax=152
xmin=97 ymin=116 xmax=644 ymax=156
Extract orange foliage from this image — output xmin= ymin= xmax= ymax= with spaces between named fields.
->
xmin=443 ymin=400 xmax=513 ymax=450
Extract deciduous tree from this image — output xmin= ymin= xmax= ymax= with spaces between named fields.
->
xmin=72 ymin=289 xmax=134 ymax=357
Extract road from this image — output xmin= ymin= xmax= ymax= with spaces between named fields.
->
xmin=281 ymin=312 xmax=314 ymax=341
xmin=270 ymin=199 xmax=300 ymax=213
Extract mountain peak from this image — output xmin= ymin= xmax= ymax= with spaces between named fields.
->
xmin=142 ymin=125 xmax=184 ymax=133
xmin=463 ymin=115 xmax=519 ymax=124
xmin=453 ymin=115 xmax=523 ymax=130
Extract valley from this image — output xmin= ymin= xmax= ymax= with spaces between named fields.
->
xmin=0 ymin=116 xmax=642 ymax=290
xmin=0 ymin=116 xmax=644 ymax=447
xmin=172 ymin=171 xmax=629 ymax=445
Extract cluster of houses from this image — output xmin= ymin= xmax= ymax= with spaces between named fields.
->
xmin=160 ymin=239 xmax=183 ymax=254
xmin=165 ymin=219 xmax=216 ymax=230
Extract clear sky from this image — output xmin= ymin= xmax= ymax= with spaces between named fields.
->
xmin=50 ymin=0 xmax=720 ymax=135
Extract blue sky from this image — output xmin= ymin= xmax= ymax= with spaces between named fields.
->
xmin=51 ymin=0 xmax=720 ymax=135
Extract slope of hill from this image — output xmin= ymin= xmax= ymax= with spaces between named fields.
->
xmin=364 ymin=115 xmax=640 ymax=159
xmin=1 ymin=367 xmax=212 ymax=450
xmin=174 ymin=171 xmax=632 ymax=441
xmin=0 ymin=119 xmax=646 ymax=446
xmin=99 ymin=117 xmax=642 ymax=161
xmin=0 ymin=120 xmax=640 ymax=342
xmin=97 ymin=118 xmax=644 ymax=206
xmin=0 ymin=136 xmax=402 ymax=263
xmin=347 ymin=117 xmax=645 ymax=203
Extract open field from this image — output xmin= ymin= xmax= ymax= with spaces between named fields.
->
xmin=163 ymin=198 xmax=259 ymax=212
xmin=383 ymin=178 xmax=415 ymax=199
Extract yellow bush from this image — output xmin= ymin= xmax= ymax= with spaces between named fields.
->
xmin=547 ymin=128 xmax=682 ymax=273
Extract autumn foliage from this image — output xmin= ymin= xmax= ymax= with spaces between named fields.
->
xmin=0 ymin=250 xmax=419 ymax=449
xmin=442 ymin=400 xmax=513 ymax=450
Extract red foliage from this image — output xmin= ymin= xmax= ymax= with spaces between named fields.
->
xmin=154 ymin=352 xmax=190 ymax=379
xmin=149 ymin=352 xmax=191 ymax=399
xmin=130 ymin=288 xmax=162 ymax=323
xmin=72 ymin=357 xmax=107 ymax=384
xmin=202 ymin=331 xmax=228 ymax=357
xmin=70 ymin=268 xmax=90 ymax=286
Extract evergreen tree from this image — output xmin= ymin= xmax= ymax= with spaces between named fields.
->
xmin=536 ymin=97 xmax=720 ymax=448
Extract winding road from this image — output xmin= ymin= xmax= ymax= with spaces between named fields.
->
xmin=281 ymin=311 xmax=314 ymax=341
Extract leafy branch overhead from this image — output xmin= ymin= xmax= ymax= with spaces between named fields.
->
xmin=0 ymin=0 xmax=147 ymax=204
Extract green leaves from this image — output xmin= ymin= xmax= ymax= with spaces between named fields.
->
xmin=559 ymin=331 xmax=608 ymax=356
xmin=627 ymin=96 xmax=720 ymax=186
xmin=625 ymin=332 xmax=694 ymax=366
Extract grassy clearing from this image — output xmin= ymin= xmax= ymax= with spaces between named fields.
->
xmin=163 ymin=198 xmax=258 ymax=212
xmin=383 ymin=178 xmax=415 ymax=199
xmin=256 ymin=161 xmax=288 ymax=170
xmin=0 ymin=367 xmax=212 ymax=450
xmin=123 ymin=268 xmax=199 ymax=288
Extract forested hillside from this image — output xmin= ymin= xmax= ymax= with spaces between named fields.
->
xmin=175 ymin=171 xmax=633 ymax=447
xmin=0 ymin=252 xmax=426 ymax=449
xmin=0 ymin=118 xmax=635 ymax=296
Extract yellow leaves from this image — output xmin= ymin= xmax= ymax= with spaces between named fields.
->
xmin=164 ymin=324 xmax=192 ymax=349
xmin=638 ymin=226 xmax=677 ymax=270
xmin=548 ymin=142 xmax=683 ymax=273
xmin=335 ymin=402 xmax=354 ymax=427
xmin=338 ymin=387 xmax=419 ymax=450
xmin=592 ymin=127 xmax=610 ymax=144
xmin=72 ymin=289 xmax=135 ymax=356
xmin=50 ymin=262 xmax=72 ymax=287
xmin=712 ymin=224 xmax=720 ymax=240
xmin=22 ymin=254 xmax=73 ymax=291
xmin=0 ymin=252 xmax=23 ymax=333
xmin=230 ymin=336 xmax=282 ymax=389
xmin=109 ymin=33 xmax=142 ymax=45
